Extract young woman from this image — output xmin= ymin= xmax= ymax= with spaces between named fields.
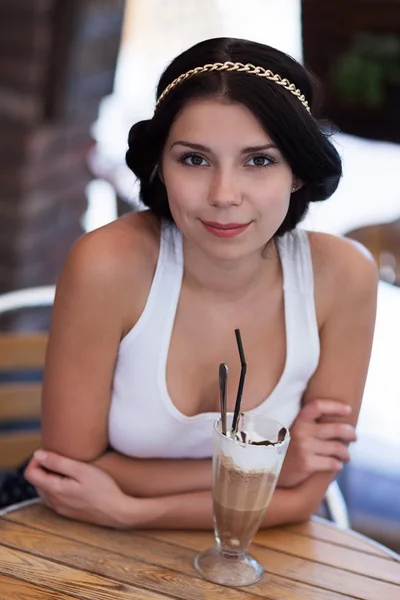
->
xmin=25 ymin=37 xmax=378 ymax=529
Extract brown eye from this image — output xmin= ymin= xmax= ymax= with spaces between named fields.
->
xmin=180 ymin=153 xmax=208 ymax=167
xmin=248 ymin=155 xmax=272 ymax=167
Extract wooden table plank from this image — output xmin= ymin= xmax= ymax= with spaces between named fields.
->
xmin=0 ymin=505 xmax=354 ymax=600
xmin=253 ymin=529 xmax=400 ymax=582
xmin=0 ymin=574 xmax=78 ymax=600
xmin=141 ymin=530 xmax=400 ymax=600
xmin=0 ymin=545 xmax=180 ymax=600
xmin=250 ymin=543 xmax=400 ymax=600
xmin=1 ymin=506 xmax=352 ymax=600
xmin=2 ymin=503 xmax=400 ymax=600
xmin=0 ymin=520 xmax=261 ymax=600
xmin=288 ymin=518 xmax=399 ymax=559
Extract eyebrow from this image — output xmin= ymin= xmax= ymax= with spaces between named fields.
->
xmin=170 ymin=141 xmax=278 ymax=153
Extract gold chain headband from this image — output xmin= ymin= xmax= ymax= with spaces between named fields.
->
xmin=155 ymin=61 xmax=311 ymax=112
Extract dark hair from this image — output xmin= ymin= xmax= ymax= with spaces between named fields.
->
xmin=126 ymin=37 xmax=342 ymax=236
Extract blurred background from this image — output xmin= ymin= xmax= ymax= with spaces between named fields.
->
xmin=0 ymin=0 xmax=399 ymax=550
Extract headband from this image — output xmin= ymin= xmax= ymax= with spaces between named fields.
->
xmin=155 ymin=61 xmax=311 ymax=112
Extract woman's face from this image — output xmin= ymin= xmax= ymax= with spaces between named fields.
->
xmin=161 ymin=98 xmax=296 ymax=260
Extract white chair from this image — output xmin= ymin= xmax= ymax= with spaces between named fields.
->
xmin=325 ymin=480 xmax=350 ymax=529
xmin=0 ymin=286 xmax=56 ymax=314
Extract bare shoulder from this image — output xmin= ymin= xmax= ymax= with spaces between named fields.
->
xmin=56 ymin=211 xmax=161 ymax=334
xmin=64 ymin=210 xmax=160 ymax=287
xmin=306 ymin=231 xmax=379 ymax=321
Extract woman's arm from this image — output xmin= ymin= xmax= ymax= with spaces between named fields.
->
xmin=120 ymin=475 xmax=322 ymax=529
xmin=283 ymin=234 xmax=379 ymax=499
xmin=41 ymin=234 xmax=122 ymax=461
xmin=41 ymin=217 xmax=156 ymax=462
xmin=305 ymin=234 xmax=378 ymax=421
xmin=92 ymin=396 xmax=352 ymax=497
xmin=25 ymin=450 xmax=318 ymax=529
xmin=92 ymin=452 xmax=212 ymax=497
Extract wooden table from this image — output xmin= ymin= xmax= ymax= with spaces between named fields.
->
xmin=0 ymin=500 xmax=399 ymax=599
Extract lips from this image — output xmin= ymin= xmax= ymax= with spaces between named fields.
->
xmin=201 ymin=221 xmax=251 ymax=238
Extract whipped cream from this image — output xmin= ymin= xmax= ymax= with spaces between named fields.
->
xmin=217 ymin=415 xmax=289 ymax=473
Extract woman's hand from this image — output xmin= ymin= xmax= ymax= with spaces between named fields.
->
xmin=24 ymin=450 xmax=143 ymax=528
xmin=278 ymin=399 xmax=357 ymax=488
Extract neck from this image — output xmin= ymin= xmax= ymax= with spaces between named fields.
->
xmin=182 ymin=237 xmax=280 ymax=301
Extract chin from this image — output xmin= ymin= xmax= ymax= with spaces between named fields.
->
xmin=200 ymin=238 xmax=258 ymax=262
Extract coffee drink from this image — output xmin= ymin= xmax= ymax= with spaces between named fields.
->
xmin=213 ymin=453 xmax=276 ymax=552
xmin=194 ymin=413 xmax=290 ymax=587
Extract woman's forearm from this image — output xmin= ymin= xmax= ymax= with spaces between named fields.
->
xmin=124 ymin=484 xmax=312 ymax=530
xmin=93 ymin=451 xmax=212 ymax=497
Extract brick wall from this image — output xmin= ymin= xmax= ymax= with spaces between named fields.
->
xmin=0 ymin=0 xmax=125 ymax=319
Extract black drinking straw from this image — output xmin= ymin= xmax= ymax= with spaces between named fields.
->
xmin=231 ymin=328 xmax=247 ymax=434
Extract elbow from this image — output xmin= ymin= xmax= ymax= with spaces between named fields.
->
xmin=41 ymin=437 xmax=108 ymax=464
xmin=287 ymin=488 xmax=324 ymax=525
xmin=299 ymin=503 xmax=316 ymax=522
xmin=286 ymin=504 xmax=314 ymax=525
xmin=298 ymin=492 xmax=327 ymax=523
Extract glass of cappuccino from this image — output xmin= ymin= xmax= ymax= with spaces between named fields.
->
xmin=194 ymin=412 xmax=290 ymax=587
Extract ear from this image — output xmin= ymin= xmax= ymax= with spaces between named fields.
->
xmin=292 ymin=178 xmax=304 ymax=193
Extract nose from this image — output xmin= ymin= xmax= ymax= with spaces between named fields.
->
xmin=208 ymin=169 xmax=242 ymax=208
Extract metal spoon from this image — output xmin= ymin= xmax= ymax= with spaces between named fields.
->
xmin=219 ymin=363 xmax=228 ymax=435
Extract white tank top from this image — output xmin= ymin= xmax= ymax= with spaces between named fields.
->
xmin=108 ymin=220 xmax=320 ymax=459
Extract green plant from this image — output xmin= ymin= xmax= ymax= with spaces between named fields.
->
xmin=330 ymin=33 xmax=400 ymax=107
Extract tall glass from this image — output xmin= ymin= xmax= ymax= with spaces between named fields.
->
xmin=194 ymin=413 xmax=290 ymax=587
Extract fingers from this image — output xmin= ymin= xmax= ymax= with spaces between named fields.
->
xmin=36 ymin=487 xmax=72 ymax=519
xmin=299 ymin=399 xmax=352 ymax=423
xmin=25 ymin=457 xmax=65 ymax=493
xmin=314 ymin=440 xmax=351 ymax=463
xmin=316 ymin=423 xmax=357 ymax=443
xmin=33 ymin=450 xmax=83 ymax=480
xmin=308 ymin=455 xmax=344 ymax=473
xmin=25 ymin=455 xmax=80 ymax=499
